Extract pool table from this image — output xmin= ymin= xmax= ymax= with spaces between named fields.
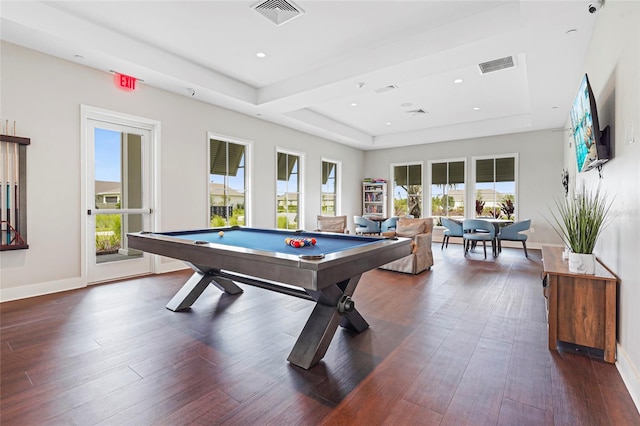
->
xmin=127 ymin=226 xmax=411 ymax=369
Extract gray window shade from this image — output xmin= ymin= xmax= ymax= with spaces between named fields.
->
xmin=433 ymin=161 xmax=464 ymax=185
xmin=322 ymin=161 xmax=335 ymax=185
xmin=395 ymin=164 xmax=422 ymax=185
xmin=476 ymin=159 xmax=495 ymax=183
xmin=496 ymin=157 xmax=515 ymax=182
xmin=449 ymin=161 xmax=465 ymax=184
xmin=277 ymin=152 xmax=298 ymax=181
xmin=408 ymin=164 xmax=421 ymax=185
xmin=210 ymin=139 xmax=244 ymax=176
xmin=431 ymin=163 xmax=447 ymax=185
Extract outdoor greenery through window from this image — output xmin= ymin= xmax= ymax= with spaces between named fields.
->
xmin=474 ymin=156 xmax=516 ymax=220
xmin=277 ymin=151 xmax=301 ymax=229
xmin=209 ymin=138 xmax=247 ymax=227
xmin=430 ymin=159 xmax=465 ymax=223
xmin=321 ymin=160 xmax=338 ymax=215
xmin=392 ymin=163 xmax=422 ymax=218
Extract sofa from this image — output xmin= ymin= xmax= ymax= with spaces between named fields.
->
xmin=379 ymin=217 xmax=434 ymax=274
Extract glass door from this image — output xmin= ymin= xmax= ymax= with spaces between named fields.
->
xmin=86 ymin=119 xmax=153 ymax=283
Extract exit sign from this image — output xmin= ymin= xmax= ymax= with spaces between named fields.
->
xmin=115 ymin=73 xmax=137 ymax=90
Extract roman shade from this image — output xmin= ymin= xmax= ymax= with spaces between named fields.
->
xmin=432 ymin=161 xmax=464 ymax=185
xmin=476 ymin=157 xmax=514 ymax=183
xmin=394 ymin=164 xmax=421 ymax=186
xmin=210 ymin=139 xmax=244 ymax=176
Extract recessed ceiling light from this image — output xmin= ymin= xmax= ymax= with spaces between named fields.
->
xmin=356 ymin=82 xmax=365 ymax=89
xmin=473 ymin=107 xmax=480 ymax=111
xmin=351 ymin=103 xmax=357 ymax=107
xmin=566 ymin=29 xmax=578 ymax=35
xmin=400 ymin=102 xmax=412 ymax=107
xmin=256 ymin=52 xmax=266 ymax=58
xmin=74 ymin=54 xmax=84 ymax=60
xmin=454 ymin=78 xmax=463 ymax=84
xmin=386 ymin=122 xmax=392 ymax=126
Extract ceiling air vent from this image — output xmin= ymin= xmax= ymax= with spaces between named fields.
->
xmin=252 ymin=0 xmax=304 ymax=26
xmin=478 ymin=56 xmax=515 ymax=74
xmin=374 ymin=85 xmax=399 ymax=94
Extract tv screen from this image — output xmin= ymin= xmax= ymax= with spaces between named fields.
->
xmin=569 ymin=74 xmax=609 ymax=172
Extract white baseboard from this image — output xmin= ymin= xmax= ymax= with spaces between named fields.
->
xmin=156 ymin=260 xmax=188 ymax=274
xmin=0 ymin=277 xmax=86 ymax=303
xmin=617 ymin=343 xmax=640 ymax=414
xmin=0 ymin=261 xmax=187 ymax=303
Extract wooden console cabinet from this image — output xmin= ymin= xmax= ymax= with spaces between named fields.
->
xmin=542 ymin=246 xmax=617 ymax=363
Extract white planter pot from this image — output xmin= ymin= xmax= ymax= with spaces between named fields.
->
xmin=568 ymin=252 xmax=596 ymax=274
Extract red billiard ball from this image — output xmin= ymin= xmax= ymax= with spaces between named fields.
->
xmin=311 ymin=238 xmax=317 ymax=245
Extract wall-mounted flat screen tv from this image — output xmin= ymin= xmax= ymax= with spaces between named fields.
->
xmin=569 ymin=74 xmax=610 ymax=173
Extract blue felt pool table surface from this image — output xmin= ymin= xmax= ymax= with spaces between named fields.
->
xmin=159 ymin=227 xmax=381 ymax=258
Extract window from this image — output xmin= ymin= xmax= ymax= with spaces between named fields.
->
xmin=277 ymin=150 xmax=302 ymax=229
xmin=429 ymin=159 xmax=465 ymax=221
xmin=473 ymin=155 xmax=517 ymax=219
xmin=321 ymin=159 xmax=339 ymax=215
xmin=392 ymin=163 xmax=422 ymax=218
xmin=209 ymin=136 xmax=249 ymax=226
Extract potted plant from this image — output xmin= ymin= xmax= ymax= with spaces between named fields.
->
xmin=549 ymin=182 xmax=612 ymax=274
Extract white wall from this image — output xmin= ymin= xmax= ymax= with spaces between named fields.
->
xmin=0 ymin=41 xmax=364 ymax=300
xmin=563 ymin=0 xmax=640 ymax=409
xmin=363 ymin=129 xmax=566 ymax=247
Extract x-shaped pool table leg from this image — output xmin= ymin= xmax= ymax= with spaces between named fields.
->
xmin=287 ymin=274 xmax=369 ymax=369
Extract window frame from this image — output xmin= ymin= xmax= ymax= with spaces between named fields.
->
xmin=321 ymin=157 xmax=341 ymax=216
xmin=470 ymin=153 xmax=519 ymax=220
xmin=207 ymin=132 xmax=252 ymax=227
xmin=275 ymin=147 xmax=305 ymax=229
xmin=427 ymin=157 xmax=467 ymax=221
xmin=389 ymin=161 xmax=423 ymax=218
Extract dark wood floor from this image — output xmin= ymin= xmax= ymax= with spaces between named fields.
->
xmin=2 ymin=244 xmax=639 ymax=425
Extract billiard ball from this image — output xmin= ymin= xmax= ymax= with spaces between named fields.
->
xmin=218 ymin=231 xmax=224 ymax=237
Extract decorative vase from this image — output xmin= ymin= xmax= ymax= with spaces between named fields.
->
xmin=568 ymin=252 xmax=596 ymax=274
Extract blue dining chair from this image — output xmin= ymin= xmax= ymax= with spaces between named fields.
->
xmin=440 ymin=217 xmax=463 ymax=249
xmin=381 ymin=216 xmax=399 ymax=233
xmin=354 ymin=215 xmax=379 ymax=235
xmin=497 ymin=219 xmax=531 ymax=257
xmin=462 ymin=219 xmax=497 ymax=258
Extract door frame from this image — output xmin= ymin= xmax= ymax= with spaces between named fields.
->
xmin=80 ymin=105 xmax=161 ymax=283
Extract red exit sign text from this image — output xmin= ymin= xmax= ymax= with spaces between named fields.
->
xmin=115 ymin=73 xmax=137 ymax=91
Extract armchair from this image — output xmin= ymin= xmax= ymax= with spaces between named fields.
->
xmin=379 ymin=217 xmax=434 ymax=274
xmin=315 ymin=215 xmax=349 ymax=234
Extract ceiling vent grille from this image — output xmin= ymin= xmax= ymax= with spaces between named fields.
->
xmin=374 ymin=85 xmax=399 ymax=94
xmin=478 ymin=56 xmax=515 ymax=74
xmin=252 ymin=0 xmax=304 ymax=26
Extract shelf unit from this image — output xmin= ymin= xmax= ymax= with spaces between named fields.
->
xmin=362 ymin=182 xmax=387 ymax=217
xmin=1 ymin=134 xmax=30 ymax=251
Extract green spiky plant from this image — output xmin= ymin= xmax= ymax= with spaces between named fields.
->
xmin=549 ymin=182 xmax=613 ymax=254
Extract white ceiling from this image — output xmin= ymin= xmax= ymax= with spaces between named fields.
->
xmin=1 ymin=1 xmax=598 ymax=150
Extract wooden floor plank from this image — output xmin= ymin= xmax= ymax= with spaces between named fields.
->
xmin=1 ymin=246 xmax=638 ymax=425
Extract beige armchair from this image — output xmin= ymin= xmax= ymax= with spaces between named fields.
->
xmin=315 ymin=215 xmax=349 ymax=234
xmin=379 ymin=217 xmax=434 ymax=274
